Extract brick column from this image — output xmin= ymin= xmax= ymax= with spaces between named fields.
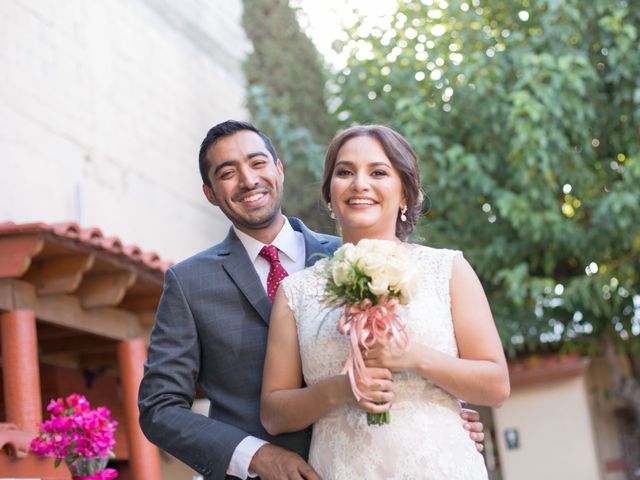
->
xmin=1 ymin=309 xmax=42 ymax=432
xmin=117 ymin=338 xmax=161 ymax=480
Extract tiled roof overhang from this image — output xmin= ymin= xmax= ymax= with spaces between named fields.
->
xmin=0 ymin=221 xmax=172 ymax=340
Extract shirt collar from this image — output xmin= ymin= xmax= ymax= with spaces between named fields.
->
xmin=233 ymin=217 xmax=302 ymax=263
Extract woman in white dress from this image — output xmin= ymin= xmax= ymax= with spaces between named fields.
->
xmin=261 ymin=125 xmax=509 ymax=479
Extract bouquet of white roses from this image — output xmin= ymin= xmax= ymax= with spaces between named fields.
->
xmin=324 ymin=239 xmax=420 ymax=425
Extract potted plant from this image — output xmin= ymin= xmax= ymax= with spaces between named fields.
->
xmin=31 ymin=393 xmax=118 ymax=479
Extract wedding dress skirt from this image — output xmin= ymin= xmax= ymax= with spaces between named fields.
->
xmin=281 ymin=245 xmax=488 ymax=480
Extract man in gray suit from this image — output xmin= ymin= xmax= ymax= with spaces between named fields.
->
xmin=139 ymin=120 xmax=484 ymax=479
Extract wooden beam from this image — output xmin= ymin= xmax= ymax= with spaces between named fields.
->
xmin=24 ymin=253 xmax=95 ymax=295
xmin=36 ymin=323 xmax=79 ymax=340
xmin=77 ymin=351 xmax=119 ymax=369
xmin=0 ymin=279 xmax=144 ymax=340
xmin=0 ymin=236 xmax=44 ymax=278
xmin=120 ymin=293 xmax=161 ymax=312
xmin=139 ymin=310 xmax=156 ymax=326
xmin=78 ymin=271 xmax=137 ymax=309
xmin=39 ymin=335 xmax=116 ymax=355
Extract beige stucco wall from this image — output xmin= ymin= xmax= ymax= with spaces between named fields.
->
xmin=0 ymin=0 xmax=249 ymax=262
xmin=587 ymin=357 xmax=627 ymax=480
xmin=493 ymin=374 xmax=601 ymax=480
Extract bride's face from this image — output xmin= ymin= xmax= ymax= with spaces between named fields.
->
xmin=329 ymin=136 xmax=405 ymax=244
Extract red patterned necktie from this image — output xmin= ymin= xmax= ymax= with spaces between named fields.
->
xmin=259 ymin=245 xmax=289 ymax=303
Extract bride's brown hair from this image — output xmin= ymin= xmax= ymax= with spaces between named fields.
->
xmin=321 ymin=125 xmax=424 ymax=240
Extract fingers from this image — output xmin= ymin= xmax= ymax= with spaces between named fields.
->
xmin=362 ymin=344 xmax=407 ymax=371
xmin=362 ymin=345 xmax=387 ymax=359
xmin=463 ymin=424 xmax=484 ymax=442
xmin=461 ymin=408 xmax=484 ymax=452
xmin=299 ymin=462 xmax=321 ymax=480
xmin=355 ymin=368 xmax=394 ymax=393
xmin=462 ymin=418 xmax=485 ymax=454
xmin=353 ymin=367 xmax=395 ymax=412
xmin=251 ymin=444 xmax=320 ymax=480
xmin=356 ymin=380 xmax=394 ymax=401
xmin=364 ymin=357 xmax=382 ymax=368
xmin=358 ymin=390 xmax=396 ymax=409
xmin=364 ymin=367 xmax=393 ymax=380
xmin=463 ymin=420 xmax=484 ymax=433
xmin=460 ymin=407 xmax=480 ymax=422
xmin=358 ymin=397 xmax=394 ymax=414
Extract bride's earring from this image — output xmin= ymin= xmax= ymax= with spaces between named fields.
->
xmin=327 ymin=202 xmax=336 ymax=220
xmin=400 ymin=205 xmax=408 ymax=222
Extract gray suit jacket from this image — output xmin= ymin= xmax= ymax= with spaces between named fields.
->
xmin=138 ymin=218 xmax=340 ymax=479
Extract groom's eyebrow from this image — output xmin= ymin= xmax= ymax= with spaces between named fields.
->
xmin=213 ymin=151 xmax=270 ymax=175
xmin=247 ymin=151 xmax=270 ymax=160
xmin=213 ymin=160 xmax=238 ymax=175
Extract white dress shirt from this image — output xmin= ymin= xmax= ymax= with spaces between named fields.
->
xmin=226 ymin=218 xmax=306 ymax=479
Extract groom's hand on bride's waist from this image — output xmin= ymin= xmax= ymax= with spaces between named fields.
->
xmin=460 ymin=407 xmax=485 ymax=453
xmin=249 ymin=443 xmax=321 ymax=480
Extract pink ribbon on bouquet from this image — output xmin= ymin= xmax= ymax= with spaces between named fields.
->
xmin=337 ymin=298 xmax=409 ymax=401
xmin=73 ymin=468 xmax=118 ymax=480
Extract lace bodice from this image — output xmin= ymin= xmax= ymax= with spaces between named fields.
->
xmin=281 ymin=244 xmax=488 ymax=479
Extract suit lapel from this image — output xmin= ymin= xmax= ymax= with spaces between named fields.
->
xmin=217 ymin=220 xmax=336 ymax=325
xmin=218 ymin=229 xmax=272 ymax=324
xmin=288 ymin=217 xmax=337 ymax=266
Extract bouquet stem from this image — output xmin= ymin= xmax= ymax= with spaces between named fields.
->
xmin=367 ymin=410 xmax=390 ymax=426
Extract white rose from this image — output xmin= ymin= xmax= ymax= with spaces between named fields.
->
xmin=398 ymin=265 xmax=420 ymax=303
xmin=358 ymin=252 xmax=388 ymax=278
xmin=358 ymin=239 xmax=395 ymax=256
xmin=334 ymin=243 xmax=355 ymax=262
xmin=356 ymin=239 xmax=395 ymax=275
xmin=384 ymin=258 xmax=406 ymax=291
xmin=368 ymin=274 xmax=390 ymax=297
xmin=398 ymin=282 xmax=415 ymax=304
xmin=332 ymin=262 xmax=352 ymax=286
xmin=342 ymin=243 xmax=358 ymax=263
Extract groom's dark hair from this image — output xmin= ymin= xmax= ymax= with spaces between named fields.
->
xmin=198 ymin=120 xmax=280 ymax=187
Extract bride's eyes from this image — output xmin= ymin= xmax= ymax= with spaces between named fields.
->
xmin=334 ymin=167 xmax=390 ymax=177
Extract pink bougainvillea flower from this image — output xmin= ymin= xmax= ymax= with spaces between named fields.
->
xmin=30 ymin=394 xmax=118 ymax=477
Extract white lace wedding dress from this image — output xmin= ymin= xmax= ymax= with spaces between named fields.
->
xmin=281 ymin=245 xmax=488 ymax=480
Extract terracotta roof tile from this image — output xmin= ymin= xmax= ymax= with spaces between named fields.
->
xmin=0 ymin=423 xmax=32 ymax=458
xmin=122 ymin=244 xmax=143 ymax=258
xmin=508 ymin=354 xmax=590 ymax=388
xmin=0 ymin=221 xmax=172 ymax=273
xmin=101 ymin=236 xmax=124 ymax=251
xmin=78 ymin=226 xmax=104 ymax=242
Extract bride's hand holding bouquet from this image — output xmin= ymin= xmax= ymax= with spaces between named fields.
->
xmin=323 ymin=239 xmax=420 ymax=425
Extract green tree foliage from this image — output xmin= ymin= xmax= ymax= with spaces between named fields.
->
xmin=333 ymin=0 xmax=640 ymax=469
xmin=334 ymin=0 xmax=639 ymax=355
xmin=243 ymin=0 xmax=333 ymax=140
xmin=242 ymin=0 xmax=335 ymax=231
xmin=247 ymin=85 xmax=333 ymax=231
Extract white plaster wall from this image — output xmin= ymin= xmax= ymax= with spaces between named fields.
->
xmin=0 ymin=0 xmax=250 ymax=261
xmin=493 ymin=375 xmax=601 ymax=480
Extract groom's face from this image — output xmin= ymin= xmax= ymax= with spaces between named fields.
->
xmin=202 ymin=130 xmax=285 ymax=232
